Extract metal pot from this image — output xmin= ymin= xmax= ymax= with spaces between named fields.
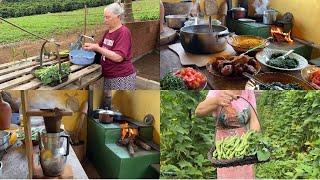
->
xmin=0 ymin=131 xmax=10 ymax=151
xmin=39 ymin=129 xmax=69 ymax=177
xmin=231 ymin=7 xmax=246 ymax=20
xmin=98 ymin=110 xmax=114 ymax=124
xmin=180 ymin=25 xmax=230 ymax=54
xmin=165 ymin=15 xmax=188 ymax=29
xmin=112 ymin=112 xmax=123 ymax=121
xmin=92 ymin=109 xmax=104 ymax=119
xmin=263 ymin=10 xmax=277 ymax=24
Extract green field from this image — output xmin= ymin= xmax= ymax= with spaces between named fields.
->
xmin=0 ymin=0 xmax=159 ymax=44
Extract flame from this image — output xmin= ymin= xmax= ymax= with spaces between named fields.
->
xmin=271 ymin=26 xmax=293 ymax=43
xmin=120 ymin=123 xmax=138 ymax=140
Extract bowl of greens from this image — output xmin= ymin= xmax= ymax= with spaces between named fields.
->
xmin=256 ymin=49 xmax=308 ymax=71
xmin=245 ymin=72 xmax=315 ymax=90
xmin=32 ymin=63 xmax=71 ymax=87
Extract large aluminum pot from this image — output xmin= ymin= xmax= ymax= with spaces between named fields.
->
xmin=180 ymin=25 xmax=230 ymax=54
xmin=263 ymin=10 xmax=278 ymax=25
xmin=39 ymin=129 xmax=69 ymax=177
xmin=165 ymin=15 xmax=188 ymax=29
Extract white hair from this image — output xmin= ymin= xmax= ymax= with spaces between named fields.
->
xmin=105 ymin=2 xmax=124 ymax=16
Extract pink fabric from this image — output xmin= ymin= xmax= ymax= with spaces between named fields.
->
xmin=211 ymin=91 xmax=256 ymax=179
xmin=206 ymin=90 xmax=256 ymax=117
xmin=215 ymin=121 xmax=255 ymax=179
xmin=99 ymin=25 xmax=135 ymax=78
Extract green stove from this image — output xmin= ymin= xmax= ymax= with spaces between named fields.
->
xmin=87 ymin=118 xmax=160 ymax=178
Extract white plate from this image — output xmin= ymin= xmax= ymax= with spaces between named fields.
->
xmin=256 ymin=49 xmax=309 ymax=71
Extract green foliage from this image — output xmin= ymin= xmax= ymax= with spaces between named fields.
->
xmin=0 ymin=0 xmax=159 ymax=44
xmin=256 ymin=91 xmax=320 ymax=179
xmin=0 ymin=0 xmax=113 ymax=18
xmin=267 ymin=53 xmax=299 ymax=69
xmin=211 ymin=131 xmax=271 ymax=161
xmin=132 ymin=0 xmax=159 ymax=21
xmin=160 ymin=73 xmax=187 ymax=90
xmin=34 ymin=63 xmax=71 ymax=85
xmin=160 ymin=91 xmax=216 ymax=179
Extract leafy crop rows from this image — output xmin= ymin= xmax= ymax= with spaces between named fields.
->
xmin=256 ymin=91 xmax=320 ymax=178
xmin=0 ymin=0 xmax=113 ymax=18
xmin=161 ymin=90 xmax=320 ymax=179
xmin=0 ymin=0 xmax=159 ymax=44
xmin=160 ymin=91 xmax=216 ymax=179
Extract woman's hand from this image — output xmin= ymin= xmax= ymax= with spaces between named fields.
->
xmin=83 ymin=43 xmax=100 ymax=51
xmin=195 ymin=91 xmax=240 ymax=117
xmin=215 ymin=91 xmax=240 ymax=107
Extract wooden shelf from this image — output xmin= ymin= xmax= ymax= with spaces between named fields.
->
xmin=26 ymin=109 xmax=73 ymax=117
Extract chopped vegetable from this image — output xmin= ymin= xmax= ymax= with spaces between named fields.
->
xmin=267 ymin=53 xmax=299 ymax=69
xmin=160 ymin=72 xmax=187 ymax=90
xmin=309 ymin=70 xmax=320 ymax=87
xmin=174 ymin=67 xmax=206 ymax=90
xmin=34 ymin=63 xmax=71 ymax=85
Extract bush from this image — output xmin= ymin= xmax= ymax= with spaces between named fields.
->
xmin=0 ymin=0 xmax=113 ymax=18
xmin=256 ymin=91 xmax=320 ymax=178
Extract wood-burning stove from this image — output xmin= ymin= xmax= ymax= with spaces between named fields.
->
xmin=87 ymin=116 xmax=160 ymax=178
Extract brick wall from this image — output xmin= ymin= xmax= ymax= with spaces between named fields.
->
xmin=125 ymin=20 xmax=160 ymax=60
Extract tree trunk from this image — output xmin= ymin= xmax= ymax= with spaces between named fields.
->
xmin=123 ymin=0 xmax=134 ymax=23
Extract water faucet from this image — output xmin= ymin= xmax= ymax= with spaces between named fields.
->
xmin=81 ymin=34 xmax=94 ymax=42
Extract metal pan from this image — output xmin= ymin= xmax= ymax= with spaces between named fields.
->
xmin=180 ymin=24 xmax=230 ymax=54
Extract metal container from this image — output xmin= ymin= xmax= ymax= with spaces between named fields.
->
xmin=231 ymin=7 xmax=246 ymax=20
xmin=112 ymin=111 xmax=123 ymax=121
xmin=98 ymin=110 xmax=114 ymax=124
xmin=0 ymin=131 xmax=10 ymax=151
xmin=69 ymin=49 xmax=95 ymax=65
xmin=165 ymin=15 xmax=188 ymax=29
xmin=180 ymin=24 xmax=230 ymax=54
xmin=263 ymin=10 xmax=277 ymax=24
xmin=39 ymin=129 xmax=70 ymax=177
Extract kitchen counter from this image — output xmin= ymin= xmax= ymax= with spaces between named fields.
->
xmin=1 ymin=140 xmax=88 ymax=179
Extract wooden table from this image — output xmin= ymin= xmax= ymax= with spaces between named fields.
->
xmin=0 ymin=56 xmax=102 ymax=90
xmin=160 ymin=43 xmax=305 ymax=90
xmin=1 ymin=140 xmax=88 ymax=179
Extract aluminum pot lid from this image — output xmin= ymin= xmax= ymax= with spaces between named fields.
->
xmin=180 ymin=24 xmax=228 ymax=34
xmin=165 ymin=15 xmax=188 ymax=19
xmin=231 ymin=7 xmax=246 ymax=11
xmin=263 ymin=9 xmax=277 ymax=14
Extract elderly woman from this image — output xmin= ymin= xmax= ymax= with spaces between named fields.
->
xmin=83 ymin=3 xmax=136 ymax=90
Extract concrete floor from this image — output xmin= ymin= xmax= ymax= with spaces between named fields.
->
xmin=133 ymin=50 xmax=160 ymax=82
xmin=82 ymin=159 xmax=101 ymax=179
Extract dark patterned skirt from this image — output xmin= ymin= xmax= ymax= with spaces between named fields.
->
xmin=104 ymin=72 xmax=136 ymax=90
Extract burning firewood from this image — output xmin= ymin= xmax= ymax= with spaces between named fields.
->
xmin=118 ymin=138 xmax=130 ymax=146
xmin=136 ymin=139 xmax=151 ymax=151
xmin=271 ymin=26 xmax=293 ymax=43
xmin=128 ymin=139 xmax=135 ymax=156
